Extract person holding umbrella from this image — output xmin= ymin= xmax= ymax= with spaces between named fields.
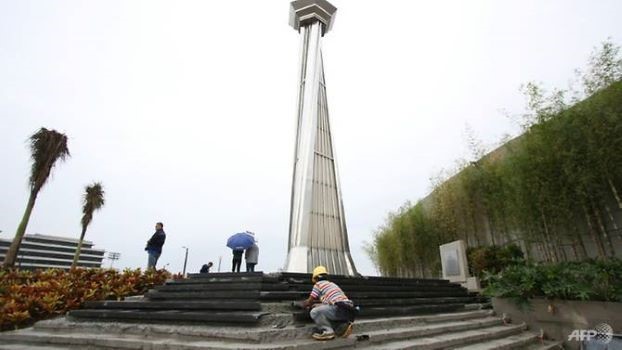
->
xmin=232 ymin=249 xmax=243 ymax=272
xmin=226 ymin=231 xmax=256 ymax=273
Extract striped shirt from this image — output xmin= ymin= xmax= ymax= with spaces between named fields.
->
xmin=310 ymin=280 xmax=350 ymax=305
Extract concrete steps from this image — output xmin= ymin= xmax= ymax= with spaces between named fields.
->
xmin=143 ymin=290 xmax=470 ymax=301
xmin=0 ymin=272 xmax=542 ymax=349
xmin=355 ymin=317 xmax=508 ymax=346
xmin=63 ymin=272 xmax=484 ymax=326
xmin=84 ymin=300 xmax=263 ymax=311
xmin=453 ymin=332 xmax=563 ymax=349
xmin=523 ymin=342 xmax=565 ymax=350
xmin=452 ymin=332 xmax=538 ymax=349
xmin=357 ymin=324 xmax=526 ymax=349
xmin=33 ymin=310 xmax=493 ymax=342
xmin=68 ymin=309 xmax=269 ymax=324
xmin=0 ymin=310 xmax=550 ymax=349
xmin=0 ymin=345 xmax=72 ymax=350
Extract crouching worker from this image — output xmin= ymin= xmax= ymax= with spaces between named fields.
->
xmin=302 ymin=266 xmax=357 ymax=341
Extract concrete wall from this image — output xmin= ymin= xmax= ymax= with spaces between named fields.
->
xmin=493 ymin=297 xmax=622 ymax=350
xmin=419 ymin=139 xmax=622 ymax=262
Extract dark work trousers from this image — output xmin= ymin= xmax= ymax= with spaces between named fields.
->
xmin=246 ymin=263 xmax=256 ymax=272
xmin=232 ymin=258 xmax=242 ymax=272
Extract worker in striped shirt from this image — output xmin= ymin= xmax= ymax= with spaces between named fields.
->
xmin=302 ymin=266 xmax=355 ymax=340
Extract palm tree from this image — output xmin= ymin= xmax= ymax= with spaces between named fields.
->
xmin=72 ymin=183 xmax=105 ymax=269
xmin=3 ymin=128 xmax=70 ymax=268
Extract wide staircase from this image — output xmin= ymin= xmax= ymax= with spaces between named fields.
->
xmin=0 ymin=272 xmax=562 ymax=349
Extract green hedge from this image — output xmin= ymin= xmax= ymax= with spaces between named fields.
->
xmin=483 ymin=259 xmax=622 ymax=304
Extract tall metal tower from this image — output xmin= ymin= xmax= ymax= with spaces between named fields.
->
xmin=285 ymin=0 xmax=357 ymax=276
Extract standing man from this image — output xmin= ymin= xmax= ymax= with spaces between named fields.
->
xmin=145 ymin=222 xmax=166 ymax=269
xmin=231 ymin=249 xmax=243 ymax=272
xmin=245 ymin=243 xmax=259 ymax=272
xmin=302 ymin=266 xmax=355 ymax=340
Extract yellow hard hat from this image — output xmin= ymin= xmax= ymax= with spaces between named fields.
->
xmin=312 ymin=266 xmax=328 ymax=281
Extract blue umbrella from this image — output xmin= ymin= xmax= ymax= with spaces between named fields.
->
xmin=227 ymin=232 xmax=256 ymax=250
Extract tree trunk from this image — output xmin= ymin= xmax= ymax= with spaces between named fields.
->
xmin=553 ymin=231 xmax=567 ymax=262
xmin=501 ymin=213 xmax=511 ymax=245
xmin=558 ymin=238 xmax=568 ymax=261
xmin=71 ymin=226 xmax=88 ymax=269
xmin=487 ymin=215 xmax=497 ymax=246
xmin=532 ymin=227 xmax=550 ymax=262
xmin=582 ymin=204 xmax=606 ymax=258
xmin=459 ymin=208 xmax=471 ymax=246
xmin=2 ymin=192 xmax=38 ymax=268
xmin=570 ymin=241 xmax=579 ymax=260
xmin=608 ymin=177 xmax=622 ymax=210
xmin=572 ymin=224 xmax=588 ymax=259
xmin=591 ymin=201 xmax=615 ymax=257
xmin=540 ymin=209 xmax=558 ymax=262
xmin=603 ymin=203 xmax=622 ymax=240
xmin=523 ymin=240 xmax=531 ymax=260
xmin=538 ymin=241 xmax=549 ymax=262
xmin=470 ymin=203 xmax=481 ymax=246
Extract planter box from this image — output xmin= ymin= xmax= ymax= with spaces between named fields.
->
xmin=493 ymin=297 xmax=621 ymax=350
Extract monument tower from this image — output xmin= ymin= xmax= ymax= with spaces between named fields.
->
xmin=285 ymin=0 xmax=357 ymax=276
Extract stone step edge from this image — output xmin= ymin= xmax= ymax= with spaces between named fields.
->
xmin=359 ymin=324 xmax=527 ymax=350
xmin=0 ymin=345 xmax=77 ymax=350
xmin=353 ymin=309 xmax=493 ymax=332
xmin=0 ymin=323 xmax=527 ymax=350
xmin=0 ymin=331 xmax=255 ymax=350
xmin=29 ymin=309 xmax=494 ymax=343
xmin=358 ymin=317 xmax=505 ymax=345
xmin=27 ymin=316 xmax=502 ymax=349
xmin=452 ymin=331 xmax=539 ymax=350
xmin=464 ymin=303 xmax=491 ymax=311
xmin=525 ymin=341 xmax=565 ymax=350
xmin=0 ymin=328 xmax=353 ymax=350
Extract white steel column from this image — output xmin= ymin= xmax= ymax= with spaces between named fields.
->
xmin=285 ymin=0 xmax=357 ymax=276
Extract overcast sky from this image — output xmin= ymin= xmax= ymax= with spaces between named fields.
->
xmin=1 ymin=1 xmax=621 ymax=276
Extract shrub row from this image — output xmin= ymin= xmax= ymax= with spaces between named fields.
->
xmin=467 ymin=244 xmax=525 ymax=279
xmin=483 ymin=259 xmax=622 ymax=304
xmin=0 ymin=268 xmax=171 ymax=331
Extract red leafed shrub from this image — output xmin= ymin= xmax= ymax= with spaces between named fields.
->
xmin=0 ymin=268 xmax=171 ymax=331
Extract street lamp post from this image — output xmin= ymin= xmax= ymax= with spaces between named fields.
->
xmin=107 ymin=252 xmax=121 ymax=269
xmin=182 ymin=246 xmax=189 ymax=277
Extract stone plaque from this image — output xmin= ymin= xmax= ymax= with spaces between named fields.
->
xmin=439 ymin=240 xmax=469 ymax=283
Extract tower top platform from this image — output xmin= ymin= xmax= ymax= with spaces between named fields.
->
xmin=289 ymin=0 xmax=337 ymax=35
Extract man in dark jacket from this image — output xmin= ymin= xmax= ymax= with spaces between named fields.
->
xmin=145 ymin=222 xmax=166 ymax=269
